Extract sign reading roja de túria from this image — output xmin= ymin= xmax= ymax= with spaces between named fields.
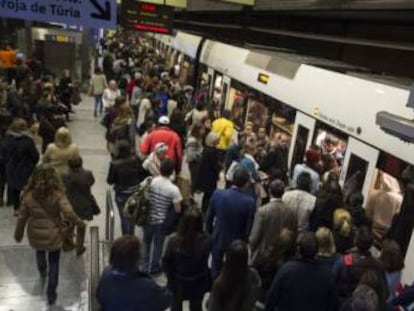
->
xmin=0 ymin=0 xmax=116 ymax=29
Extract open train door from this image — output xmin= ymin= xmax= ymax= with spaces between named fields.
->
xmin=340 ymin=138 xmax=379 ymax=204
xmin=288 ymin=112 xmax=316 ymax=175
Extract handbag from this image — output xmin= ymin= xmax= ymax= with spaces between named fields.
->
xmin=41 ymin=205 xmax=76 ymax=252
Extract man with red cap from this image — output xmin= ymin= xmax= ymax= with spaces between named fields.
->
xmin=292 ymin=148 xmax=321 ymax=194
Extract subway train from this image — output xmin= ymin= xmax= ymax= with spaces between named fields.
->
xmin=149 ymin=31 xmax=414 ymax=283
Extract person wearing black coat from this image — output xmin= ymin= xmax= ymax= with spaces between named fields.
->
xmin=163 ymin=208 xmax=211 ymax=311
xmin=261 ymin=134 xmax=290 ymax=183
xmin=309 ymin=174 xmax=343 ymax=232
xmin=38 ymin=104 xmax=65 ymax=154
xmin=97 ymin=235 xmax=173 ymax=311
xmin=2 ymin=118 xmax=39 ymax=214
xmin=198 ymin=132 xmax=221 ymax=214
xmin=58 ymin=69 xmax=73 ymax=121
xmin=265 ymin=232 xmax=338 ymax=311
xmin=107 ymin=142 xmax=148 ymax=235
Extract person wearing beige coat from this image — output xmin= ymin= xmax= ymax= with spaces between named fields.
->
xmin=14 ymin=165 xmax=85 ymax=305
xmin=43 ymin=127 xmax=80 ymax=176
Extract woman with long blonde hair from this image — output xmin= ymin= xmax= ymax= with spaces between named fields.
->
xmin=14 ymin=164 xmax=85 ymax=305
xmin=43 ymin=127 xmax=79 ymax=175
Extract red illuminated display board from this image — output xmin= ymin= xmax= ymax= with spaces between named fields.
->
xmin=122 ymin=0 xmax=174 ymax=35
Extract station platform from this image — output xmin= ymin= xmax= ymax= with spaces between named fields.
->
xmin=0 ymin=97 xmax=116 ymax=311
xmin=0 ymin=96 xmax=197 ymax=311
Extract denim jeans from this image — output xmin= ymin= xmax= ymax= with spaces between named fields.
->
xmin=94 ymin=95 xmax=103 ymax=116
xmin=141 ymin=223 xmax=165 ymax=274
xmin=115 ymin=192 xmax=135 ymax=236
xmin=36 ymin=250 xmax=60 ymax=301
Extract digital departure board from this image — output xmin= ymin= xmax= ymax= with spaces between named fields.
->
xmin=122 ymin=0 xmax=174 ymax=35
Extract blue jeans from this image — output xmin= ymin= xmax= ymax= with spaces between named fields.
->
xmin=94 ymin=95 xmax=103 ymax=116
xmin=141 ymin=223 xmax=165 ymax=274
xmin=115 ymin=192 xmax=135 ymax=236
xmin=36 ymin=250 xmax=60 ymax=302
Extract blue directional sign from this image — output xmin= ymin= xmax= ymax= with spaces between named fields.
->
xmin=0 ymin=0 xmax=116 ymax=29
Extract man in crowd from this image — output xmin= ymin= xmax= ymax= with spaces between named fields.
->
xmin=206 ymin=167 xmax=256 ymax=278
xmin=249 ymin=179 xmax=297 ymax=265
xmin=140 ymin=116 xmax=183 ymax=173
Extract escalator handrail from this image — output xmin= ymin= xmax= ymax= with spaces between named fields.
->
xmin=105 ymin=189 xmax=115 ymax=244
xmin=89 ymin=226 xmax=100 ymax=311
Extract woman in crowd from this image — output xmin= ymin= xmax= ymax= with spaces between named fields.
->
xmin=2 ymin=118 xmax=39 ymax=215
xmin=143 ymin=142 xmax=169 ymax=177
xmin=186 ymin=123 xmax=204 ymax=194
xmin=89 ymin=67 xmax=108 ymax=117
xmin=315 ymin=227 xmax=340 ymax=270
xmin=62 ymin=155 xmax=98 ymax=256
xmin=43 ymin=127 xmax=80 ymax=176
xmin=107 ymin=142 xmax=146 ymax=235
xmin=107 ymin=104 xmax=135 ymax=158
xmin=58 ymin=69 xmax=73 ymax=122
xmin=38 ymin=104 xmax=65 ymax=154
xmin=102 ymin=80 xmax=121 ymax=111
xmin=163 ymin=208 xmax=211 ymax=311
xmin=198 ymin=132 xmax=221 ymax=213
xmin=209 ymin=240 xmax=260 ymax=311
xmin=379 ymin=239 xmax=404 ymax=302
xmin=309 ymin=173 xmax=343 ymax=231
xmin=333 ymin=208 xmax=355 ymax=254
xmin=254 ymin=228 xmax=296 ymax=301
xmin=14 ymin=165 xmax=85 ymax=305
xmin=97 ymin=235 xmax=173 ymax=311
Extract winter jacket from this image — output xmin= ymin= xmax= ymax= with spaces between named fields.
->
xmin=265 ymin=258 xmax=338 ymax=311
xmin=140 ymin=126 xmax=183 ymax=167
xmin=107 ymin=156 xmax=147 ymax=194
xmin=2 ymin=130 xmax=39 ymax=190
xmin=163 ymin=234 xmax=212 ymax=301
xmin=261 ymin=146 xmax=288 ymax=181
xmin=89 ymin=74 xmax=107 ymax=96
xmin=249 ymin=199 xmax=297 ymax=265
xmin=309 ymin=191 xmax=343 ymax=232
xmin=62 ymin=168 xmax=96 ymax=220
xmin=38 ymin=116 xmax=65 ymax=154
xmin=43 ymin=143 xmax=79 ymax=176
xmin=211 ymin=118 xmax=234 ymax=150
xmin=97 ymin=267 xmax=173 ymax=311
xmin=14 ymin=192 xmax=85 ymax=251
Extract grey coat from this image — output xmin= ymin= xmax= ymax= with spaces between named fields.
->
xmin=249 ymin=199 xmax=297 ymax=265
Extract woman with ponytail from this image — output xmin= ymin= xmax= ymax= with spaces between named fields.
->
xmin=333 ymin=208 xmax=355 ymax=254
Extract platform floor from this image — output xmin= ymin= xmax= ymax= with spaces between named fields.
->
xmin=0 ymin=96 xmax=203 ymax=311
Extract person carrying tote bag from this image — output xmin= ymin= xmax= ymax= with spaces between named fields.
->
xmin=14 ymin=164 xmax=85 ymax=306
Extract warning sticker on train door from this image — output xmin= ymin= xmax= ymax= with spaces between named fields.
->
xmin=0 ymin=0 xmax=116 ymax=29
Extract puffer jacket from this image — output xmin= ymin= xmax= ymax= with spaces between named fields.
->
xmin=14 ymin=192 xmax=85 ymax=251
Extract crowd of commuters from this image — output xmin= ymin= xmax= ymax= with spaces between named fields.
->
xmin=0 ymin=43 xmax=98 ymax=305
xmin=93 ymin=31 xmax=414 ymax=311
xmin=1 ymin=32 xmax=414 ymax=310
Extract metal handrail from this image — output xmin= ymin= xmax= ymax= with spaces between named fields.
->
xmin=105 ymin=189 xmax=115 ymax=245
xmin=89 ymin=226 xmax=100 ymax=311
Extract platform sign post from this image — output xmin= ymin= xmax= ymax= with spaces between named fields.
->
xmin=122 ymin=0 xmax=174 ymax=35
xmin=0 ymin=0 xmax=117 ymax=29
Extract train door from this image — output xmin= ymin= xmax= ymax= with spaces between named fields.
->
xmin=221 ymin=75 xmax=231 ymax=112
xmin=340 ymin=138 xmax=379 ymax=204
xmin=289 ymin=112 xmax=315 ymax=173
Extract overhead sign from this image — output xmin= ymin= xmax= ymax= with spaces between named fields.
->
xmin=0 ymin=0 xmax=116 ymax=29
xmin=122 ymin=1 xmax=174 ymax=35
xmin=45 ymin=34 xmax=76 ymax=43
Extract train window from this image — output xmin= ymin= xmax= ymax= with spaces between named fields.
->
xmin=245 ymin=98 xmax=269 ymax=133
xmin=291 ymin=125 xmax=309 ymax=176
xmin=226 ymin=88 xmax=247 ymax=130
